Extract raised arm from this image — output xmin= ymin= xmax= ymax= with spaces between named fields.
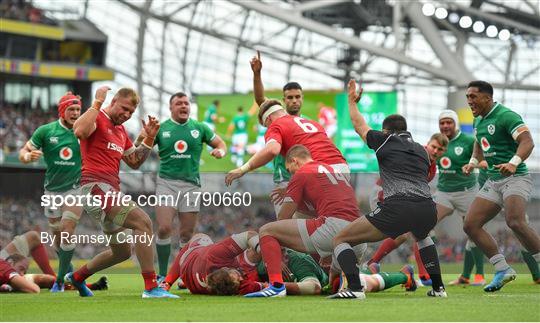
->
xmin=347 ymin=79 xmax=370 ymax=141
xmin=122 ymin=116 xmax=159 ymax=169
xmin=73 ymin=86 xmax=110 ymax=139
xmin=251 ymin=50 xmax=266 ymax=106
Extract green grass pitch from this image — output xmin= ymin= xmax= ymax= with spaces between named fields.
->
xmin=1 ymin=264 xmax=539 ymax=321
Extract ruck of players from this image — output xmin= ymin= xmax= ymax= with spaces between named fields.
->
xmin=2 ymin=51 xmax=538 ymax=301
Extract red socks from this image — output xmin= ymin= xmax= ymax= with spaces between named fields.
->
xmin=142 ymin=271 xmax=158 ymax=291
xmin=413 ymin=243 xmax=430 ymax=280
xmin=369 ymin=238 xmax=398 ymax=264
xmin=260 ymin=235 xmax=283 ymax=285
xmin=73 ymin=265 xmax=92 ymax=283
xmin=30 ymin=243 xmax=56 ymax=276
xmin=164 ymin=252 xmax=182 ymax=285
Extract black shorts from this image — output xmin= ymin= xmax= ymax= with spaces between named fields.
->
xmin=365 ymin=196 xmax=437 ymax=240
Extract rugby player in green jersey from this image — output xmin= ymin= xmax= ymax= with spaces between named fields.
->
xmin=462 ymin=81 xmax=539 ymax=292
xmin=227 ymin=106 xmax=250 ymax=168
xmin=137 ymin=92 xmax=226 ymax=278
xmin=434 ymin=110 xmax=486 ymax=286
xmin=18 ymin=93 xmax=83 ymax=292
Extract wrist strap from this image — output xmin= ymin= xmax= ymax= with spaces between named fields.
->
xmin=509 ymin=155 xmax=522 ymax=166
xmin=469 ymin=157 xmax=479 ymax=166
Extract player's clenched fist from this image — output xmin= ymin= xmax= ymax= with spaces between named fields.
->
xmin=142 ymin=116 xmax=160 ymax=139
xmin=26 ymin=150 xmax=43 ymax=162
xmin=94 ymin=86 xmax=111 ymax=103
xmin=210 ymin=148 xmax=225 ymax=159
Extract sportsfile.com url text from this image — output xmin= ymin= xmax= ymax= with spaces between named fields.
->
xmin=41 ymin=191 xmax=252 ymax=209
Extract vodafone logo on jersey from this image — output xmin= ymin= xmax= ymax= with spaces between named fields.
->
xmin=174 ymin=140 xmax=188 ymax=154
xmin=440 ymin=157 xmax=451 ymax=169
xmin=59 ymin=147 xmax=73 ymax=160
xmin=480 ymin=137 xmax=491 ymax=152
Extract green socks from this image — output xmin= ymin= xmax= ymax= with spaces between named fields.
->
xmin=57 ymin=244 xmax=75 ymax=284
xmin=521 ymin=250 xmax=540 ymax=280
xmin=378 ymin=272 xmax=407 ymax=290
xmin=471 ymin=246 xmax=485 ymax=275
xmin=462 ymin=248 xmax=474 ymax=279
xmin=156 ymin=238 xmax=171 ymax=277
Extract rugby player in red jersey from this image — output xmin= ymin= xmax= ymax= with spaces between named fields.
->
xmin=243 ymin=145 xmax=364 ymax=297
xmin=225 ymin=100 xmax=349 ymax=186
xmin=67 ymin=86 xmax=178 ymax=298
xmin=0 ymin=255 xmax=40 ymax=293
xmin=0 ymin=231 xmax=108 ymax=292
xmin=159 ymin=232 xmax=263 ymax=295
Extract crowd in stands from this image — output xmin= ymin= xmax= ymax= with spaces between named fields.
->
xmin=0 ymin=103 xmax=56 ymax=154
xmin=0 ymin=196 xmax=530 ymax=264
xmin=0 ymin=0 xmax=54 ymax=25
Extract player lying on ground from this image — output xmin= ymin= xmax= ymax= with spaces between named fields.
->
xmin=331 ymin=264 xmax=418 ymax=294
xmin=158 ymin=232 xmax=263 ymax=295
xmin=0 ymin=231 xmax=107 ymax=292
xmin=253 ymin=249 xmax=417 ymax=295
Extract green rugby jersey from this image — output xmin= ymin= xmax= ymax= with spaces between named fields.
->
xmin=257 ymin=249 xmax=328 ymax=286
xmin=155 ymin=118 xmax=215 ymax=186
xmin=437 ymin=131 xmax=477 ymax=192
xmin=29 ymin=120 xmax=81 ymax=192
xmin=232 ymin=114 xmax=249 ymax=135
xmin=204 ymin=105 xmax=217 ymax=124
xmin=473 ymin=103 xmax=528 ymax=181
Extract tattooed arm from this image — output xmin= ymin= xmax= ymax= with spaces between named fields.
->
xmin=123 ymin=116 xmax=159 ymax=169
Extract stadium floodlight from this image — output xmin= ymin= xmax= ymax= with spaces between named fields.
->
xmin=486 ymin=25 xmax=498 ymax=37
xmin=422 ymin=3 xmax=435 ymax=16
xmin=435 ymin=7 xmax=448 ymax=19
xmin=459 ymin=16 xmax=473 ymax=28
xmin=498 ymin=29 xmax=511 ymax=41
xmin=472 ymin=21 xmax=485 ymax=33
xmin=448 ymin=12 xmax=460 ymax=23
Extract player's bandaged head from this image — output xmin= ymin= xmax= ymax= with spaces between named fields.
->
xmin=438 ymin=109 xmax=460 ymax=131
xmin=258 ymin=99 xmax=284 ymax=126
xmin=114 ymin=88 xmax=140 ymax=106
xmin=206 ymin=268 xmax=241 ymax=295
xmin=58 ymin=92 xmax=81 ymax=119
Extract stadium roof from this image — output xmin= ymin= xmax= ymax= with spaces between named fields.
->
xmin=32 ymin=0 xmax=540 ymax=170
